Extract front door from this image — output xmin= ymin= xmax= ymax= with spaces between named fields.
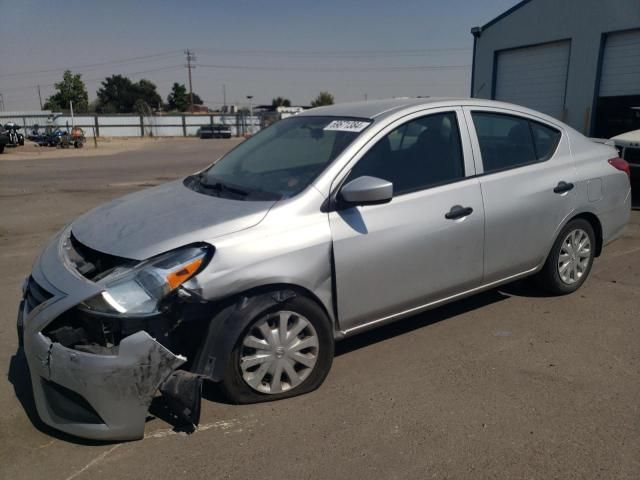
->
xmin=329 ymin=109 xmax=485 ymax=333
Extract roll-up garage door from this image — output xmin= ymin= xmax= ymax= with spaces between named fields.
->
xmin=594 ymin=29 xmax=640 ymax=138
xmin=599 ymin=29 xmax=640 ymax=97
xmin=494 ymin=40 xmax=571 ymax=119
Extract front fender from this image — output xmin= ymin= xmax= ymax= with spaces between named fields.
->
xmin=191 ymin=289 xmax=298 ymax=381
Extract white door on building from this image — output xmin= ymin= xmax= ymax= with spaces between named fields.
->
xmin=494 ymin=40 xmax=571 ymax=120
xmin=599 ymin=29 xmax=640 ymax=98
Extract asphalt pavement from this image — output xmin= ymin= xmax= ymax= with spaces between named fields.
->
xmin=1 ymin=138 xmax=638 ymax=479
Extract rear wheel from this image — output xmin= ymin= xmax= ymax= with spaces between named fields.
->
xmin=221 ymin=295 xmax=334 ymax=404
xmin=536 ymin=218 xmax=595 ymax=295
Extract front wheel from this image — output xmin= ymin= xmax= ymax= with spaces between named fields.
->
xmin=221 ymin=295 xmax=334 ymax=404
xmin=536 ymin=218 xmax=596 ymax=295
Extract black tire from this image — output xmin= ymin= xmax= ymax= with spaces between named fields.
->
xmin=221 ymin=295 xmax=334 ymax=404
xmin=536 ymin=218 xmax=596 ymax=295
xmin=0 ymin=144 xmax=4 ymax=154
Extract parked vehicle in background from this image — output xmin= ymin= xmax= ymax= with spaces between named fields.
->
xmin=18 ymin=98 xmax=631 ymax=441
xmin=199 ymin=125 xmax=232 ymax=139
xmin=56 ymin=126 xmax=85 ymax=148
xmin=31 ymin=126 xmax=69 ymax=147
xmin=27 ymin=124 xmax=46 ymax=144
xmin=611 ymin=128 xmax=640 ymax=200
xmin=4 ymin=122 xmax=24 ymax=146
xmin=0 ymin=128 xmax=8 ymax=153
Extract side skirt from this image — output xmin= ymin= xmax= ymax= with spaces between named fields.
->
xmin=337 ymin=266 xmax=540 ymax=338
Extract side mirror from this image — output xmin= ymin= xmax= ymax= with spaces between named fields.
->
xmin=340 ymin=176 xmax=393 ymax=206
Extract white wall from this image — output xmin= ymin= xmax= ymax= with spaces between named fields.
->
xmin=0 ymin=114 xmax=260 ymax=137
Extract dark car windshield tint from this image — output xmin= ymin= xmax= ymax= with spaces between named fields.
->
xmin=190 ymin=116 xmax=371 ymax=200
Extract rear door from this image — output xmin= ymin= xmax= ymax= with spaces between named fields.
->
xmin=329 ymin=108 xmax=485 ymax=333
xmin=464 ymin=107 xmax=576 ymax=283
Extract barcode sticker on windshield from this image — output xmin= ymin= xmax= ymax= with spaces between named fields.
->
xmin=323 ymin=120 xmax=370 ymax=132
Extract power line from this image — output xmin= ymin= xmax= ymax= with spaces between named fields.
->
xmin=196 ymin=63 xmax=470 ymax=72
xmin=0 ymin=47 xmax=471 ymax=81
xmin=0 ymin=51 xmax=182 ymax=79
xmin=196 ymin=47 xmax=471 ymax=58
xmin=1 ymin=65 xmax=184 ymax=93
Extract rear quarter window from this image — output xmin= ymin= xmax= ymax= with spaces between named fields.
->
xmin=530 ymin=121 xmax=561 ymax=161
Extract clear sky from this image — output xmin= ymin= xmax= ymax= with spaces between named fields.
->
xmin=0 ymin=0 xmax=520 ymax=111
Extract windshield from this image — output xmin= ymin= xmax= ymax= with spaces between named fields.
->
xmin=189 ymin=116 xmax=371 ymax=200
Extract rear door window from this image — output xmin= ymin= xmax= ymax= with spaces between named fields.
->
xmin=471 ymin=112 xmax=561 ymax=174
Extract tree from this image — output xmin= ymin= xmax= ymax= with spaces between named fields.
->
xmin=310 ymin=91 xmax=334 ymax=108
xmin=166 ymin=83 xmax=203 ymax=111
xmin=96 ymin=75 xmax=162 ymax=113
xmin=43 ymin=70 xmax=89 ymax=112
xmin=136 ymin=79 xmax=162 ymax=110
xmin=272 ymin=97 xmax=291 ymax=108
xmin=167 ymin=83 xmax=188 ymax=111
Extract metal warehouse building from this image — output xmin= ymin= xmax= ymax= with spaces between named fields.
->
xmin=470 ymin=0 xmax=640 ymax=138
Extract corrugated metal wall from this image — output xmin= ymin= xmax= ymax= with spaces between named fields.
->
xmin=470 ymin=0 xmax=640 ymax=135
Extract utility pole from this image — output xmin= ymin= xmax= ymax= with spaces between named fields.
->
xmin=185 ymin=49 xmax=196 ymax=112
xmin=246 ymin=95 xmax=253 ymax=135
xmin=223 ymin=84 xmax=227 ymax=111
xmin=37 ymin=85 xmax=43 ymax=110
xmin=0 ymin=93 xmax=4 ymax=111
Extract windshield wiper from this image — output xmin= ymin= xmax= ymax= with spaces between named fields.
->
xmin=197 ymin=175 xmax=249 ymax=198
xmin=190 ymin=173 xmax=282 ymax=201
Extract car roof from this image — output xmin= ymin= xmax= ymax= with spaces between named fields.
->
xmin=297 ymin=97 xmax=558 ymax=123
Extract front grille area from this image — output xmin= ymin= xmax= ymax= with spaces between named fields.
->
xmin=66 ymin=232 xmax=136 ymax=281
xmin=41 ymin=301 xmax=211 ymax=365
xmin=623 ymin=147 xmax=640 ymax=165
xmin=25 ymin=276 xmax=53 ymax=311
xmin=42 ymin=306 xmax=174 ymax=354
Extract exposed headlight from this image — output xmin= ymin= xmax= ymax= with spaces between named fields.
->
xmin=82 ymin=245 xmax=211 ymax=315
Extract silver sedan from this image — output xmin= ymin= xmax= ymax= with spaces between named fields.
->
xmin=19 ymin=98 xmax=631 ymax=440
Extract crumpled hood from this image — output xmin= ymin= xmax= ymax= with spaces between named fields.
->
xmin=71 ymin=180 xmax=275 ymax=260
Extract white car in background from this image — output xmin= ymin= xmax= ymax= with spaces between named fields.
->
xmin=611 ymin=126 xmax=640 ymax=197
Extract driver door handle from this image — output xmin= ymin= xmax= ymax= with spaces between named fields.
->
xmin=553 ymin=181 xmax=574 ymax=194
xmin=445 ymin=205 xmax=473 ymax=220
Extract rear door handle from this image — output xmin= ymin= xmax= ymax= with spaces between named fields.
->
xmin=445 ymin=205 xmax=473 ymax=220
xmin=553 ymin=181 xmax=574 ymax=194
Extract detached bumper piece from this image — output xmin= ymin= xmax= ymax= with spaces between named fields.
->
xmin=21 ymin=262 xmax=213 ymax=440
xmin=31 ymin=330 xmax=186 ymax=440
xmin=159 ymin=370 xmax=203 ymax=429
xmin=40 ymin=379 xmax=104 ymax=425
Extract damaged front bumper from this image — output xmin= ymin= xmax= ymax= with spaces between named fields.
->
xmin=19 ymin=230 xmax=194 ymax=441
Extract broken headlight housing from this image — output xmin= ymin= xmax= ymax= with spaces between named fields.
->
xmin=82 ymin=245 xmax=211 ymax=315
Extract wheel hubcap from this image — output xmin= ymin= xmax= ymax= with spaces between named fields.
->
xmin=239 ymin=311 xmax=319 ymax=394
xmin=557 ymin=228 xmax=591 ymax=285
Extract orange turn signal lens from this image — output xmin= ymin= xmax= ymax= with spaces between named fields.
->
xmin=166 ymin=257 xmax=203 ymax=290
